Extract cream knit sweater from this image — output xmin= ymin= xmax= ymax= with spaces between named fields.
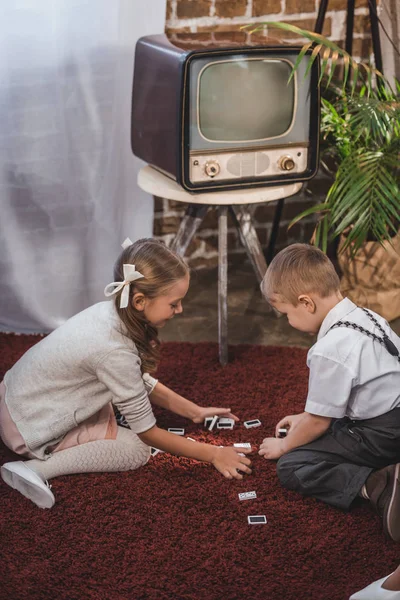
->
xmin=4 ymin=302 xmax=157 ymax=459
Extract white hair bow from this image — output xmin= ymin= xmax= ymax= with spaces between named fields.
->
xmin=104 ymin=238 xmax=144 ymax=308
xmin=121 ymin=237 xmax=132 ymax=249
xmin=104 ymin=264 xmax=144 ymax=308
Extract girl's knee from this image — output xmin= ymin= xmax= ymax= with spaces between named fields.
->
xmin=138 ymin=439 xmax=151 ymax=466
xmin=128 ymin=437 xmax=151 ymax=469
xmin=116 ymin=428 xmax=151 ymax=469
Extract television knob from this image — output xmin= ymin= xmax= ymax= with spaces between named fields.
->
xmin=204 ymin=160 xmax=220 ymax=178
xmin=279 ymin=156 xmax=295 ymax=171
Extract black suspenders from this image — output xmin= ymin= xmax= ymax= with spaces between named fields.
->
xmin=328 ymin=308 xmax=400 ymax=363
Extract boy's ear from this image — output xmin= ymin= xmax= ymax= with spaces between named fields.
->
xmin=132 ymin=292 xmax=146 ymax=311
xmin=298 ymin=294 xmax=316 ymax=313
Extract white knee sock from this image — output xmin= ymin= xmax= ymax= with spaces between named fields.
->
xmin=25 ymin=427 xmax=150 ymax=481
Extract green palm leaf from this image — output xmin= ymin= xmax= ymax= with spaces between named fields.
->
xmin=243 ymin=19 xmax=400 ymax=257
xmin=243 ymin=21 xmax=384 ymax=92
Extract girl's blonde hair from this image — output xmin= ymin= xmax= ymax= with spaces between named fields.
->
xmin=261 ymin=243 xmax=340 ymax=305
xmin=113 ymin=238 xmax=189 ymax=373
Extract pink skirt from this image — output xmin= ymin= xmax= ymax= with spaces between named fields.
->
xmin=0 ymin=380 xmax=118 ymax=459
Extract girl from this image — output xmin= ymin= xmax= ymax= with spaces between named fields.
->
xmin=0 ymin=238 xmax=251 ymax=509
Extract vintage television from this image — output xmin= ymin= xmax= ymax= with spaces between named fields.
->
xmin=131 ymin=34 xmax=320 ymax=193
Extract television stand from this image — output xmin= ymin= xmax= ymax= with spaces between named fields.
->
xmin=138 ymin=165 xmax=302 ymax=365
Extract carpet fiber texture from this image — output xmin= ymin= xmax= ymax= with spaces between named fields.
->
xmin=0 ymin=334 xmax=398 ymax=600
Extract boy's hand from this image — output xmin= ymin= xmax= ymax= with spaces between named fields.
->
xmin=259 ymin=437 xmax=286 ymax=460
xmin=275 ymin=412 xmax=306 ymax=437
xmin=211 ymin=446 xmax=252 ymax=479
xmin=192 ymin=406 xmax=239 ymax=424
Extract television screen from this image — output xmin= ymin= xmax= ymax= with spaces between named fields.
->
xmin=198 ymin=59 xmax=294 ymax=142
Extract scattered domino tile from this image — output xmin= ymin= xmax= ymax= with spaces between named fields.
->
xmin=208 ymin=415 xmax=218 ymax=431
xmin=248 ymin=515 xmax=267 ymax=524
xmin=244 ymin=419 xmax=262 ymax=429
xmin=116 ymin=412 xmax=130 ymax=429
xmin=234 ymin=443 xmax=251 ymax=448
xmin=168 ymin=428 xmax=185 ymax=435
xmin=217 ymin=418 xmax=235 ymax=430
xmin=150 ymin=447 xmax=164 ymax=456
xmin=205 ymin=416 xmax=233 ymax=431
xmin=238 ymin=491 xmax=257 ymax=501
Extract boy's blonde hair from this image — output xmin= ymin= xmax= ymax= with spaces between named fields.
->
xmin=113 ymin=238 xmax=189 ymax=374
xmin=261 ymin=243 xmax=340 ymax=305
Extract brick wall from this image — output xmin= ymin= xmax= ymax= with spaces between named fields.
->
xmin=152 ymin=0 xmax=379 ymax=269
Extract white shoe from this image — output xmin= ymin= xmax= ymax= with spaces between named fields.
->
xmin=1 ymin=461 xmax=55 ymax=509
xmin=350 ymin=573 xmax=400 ymax=599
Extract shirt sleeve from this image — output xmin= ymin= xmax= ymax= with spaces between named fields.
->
xmin=96 ymin=348 xmax=156 ymax=434
xmin=142 ymin=373 xmax=158 ymax=395
xmin=304 ymin=353 xmax=357 ymax=418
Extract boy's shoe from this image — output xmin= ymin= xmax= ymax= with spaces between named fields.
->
xmin=366 ymin=463 xmax=400 ymax=541
xmin=349 ymin=573 xmax=400 ymax=599
xmin=1 ymin=461 xmax=55 ymax=509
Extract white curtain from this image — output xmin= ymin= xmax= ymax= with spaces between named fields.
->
xmin=0 ymin=0 xmax=166 ymax=333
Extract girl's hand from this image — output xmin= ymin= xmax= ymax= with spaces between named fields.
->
xmin=211 ymin=446 xmax=252 ymax=479
xmin=274 ymin=412 xmax=306 ymax=437
xmin=258 ymin=437 xmax=286 ymax=460
xmin=192 ymin=406 xmax=239 ymax=424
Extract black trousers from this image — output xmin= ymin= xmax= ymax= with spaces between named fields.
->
xmin=276 ymin=408 xmax=400 ymax=511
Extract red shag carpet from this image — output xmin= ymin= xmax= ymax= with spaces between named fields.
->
xmin=0 ymin=333 xmax=398 ymax=600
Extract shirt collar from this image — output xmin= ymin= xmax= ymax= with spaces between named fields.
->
xmin=317 ymin=297 xmax=358 ymax=340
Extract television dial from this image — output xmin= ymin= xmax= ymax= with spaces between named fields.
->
xmin=279 ymin=156 xmax=295 ymax=171
xmin=204 ymin=160 xmax=221 ymax=178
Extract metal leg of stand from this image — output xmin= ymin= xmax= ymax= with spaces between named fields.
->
xmin=266 ymin=198 xmax=285 ymax=265
xmin=368 ymin=0 xmax=383 ymax=73
xmin=218 ymin=206 xmax=228 ymax=366
xmin=315 ymin=0 xmax=383 ymax=76
xmin=229 ymin=205 xmax=267 ymax=284
xmin=345 ymin=0 xmax=355 ymax=55
xmin=170 ymin=204 xmax=208 ymax=256
xmin=315 ymin=0 xmax=329 ymax=33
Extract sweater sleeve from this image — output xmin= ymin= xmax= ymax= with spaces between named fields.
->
xmin=95 ymin=348 xmax=156 ymax=434
xmin=142 ymin=373 xmax=158 ymax=395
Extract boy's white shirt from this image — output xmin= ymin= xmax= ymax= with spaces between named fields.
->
xmin=3 ymin=301 xmax=157 ymax=459
xmin=305 ymin=297 xmax=400 ymax=420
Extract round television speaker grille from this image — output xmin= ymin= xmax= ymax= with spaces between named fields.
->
xmin=256 ymin=152 xmax=270 ymax=175
xmin=226 ymin=155 xmax=242 ymax=176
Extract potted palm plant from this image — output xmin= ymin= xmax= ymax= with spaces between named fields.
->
xmin=246 ymin=22 xmax=400 ymax=320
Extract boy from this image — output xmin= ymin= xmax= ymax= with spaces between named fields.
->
xmin=259 ymin=243 xmax=400 ymax=541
